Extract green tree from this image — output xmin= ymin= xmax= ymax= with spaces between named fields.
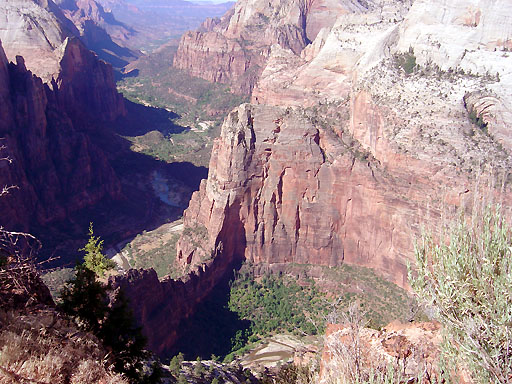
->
xmin=81 ymin=222 xmax=115 ymax=276
xmin=194 ymin=356 xmax=205 ymax=377
xmin=177 ymin=373 xmax=188 ymax=384
xmin=100 ymin=290 xmax=148 ymax=382
xmin=395 ymin=47 xmax=417 ymax=75
xmin=60 ymin=264 xmax=108 ymax=332
xmin=169 ymin=352 xmax=184 ymax=376
xmin=60 ymin=265 xmax=159 ymax=383
xmin=410 ymin=204 xmax=512 ymax=383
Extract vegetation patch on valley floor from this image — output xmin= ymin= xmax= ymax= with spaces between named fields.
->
xmin=121 ymin=221 xmax=183 ymax=278
xmin=117 ymin=45 xmax=248 ymax=167
xmin=223 ymin=262 xmax=421 ymax=362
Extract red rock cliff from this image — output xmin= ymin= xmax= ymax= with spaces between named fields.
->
xmin=0 ymin=39 xmax=123 ymax=232
xmin=110 ymin=243 xmax=242 ymax=356
xmin=173 ymin=0 xmax=316 ymax=95
xmin=178 ymin=105 xmax=429 ymax=288
xmin=176 ymin=0 xmax=512 ymax=290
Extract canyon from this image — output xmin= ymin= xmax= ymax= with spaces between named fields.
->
xmin=102 ymin=0 xmax=512 ymax=357
xmin=88 ymin=0 xmax=512 ymax=357
xmin=1 ymin=0 xmax=512 ymax=375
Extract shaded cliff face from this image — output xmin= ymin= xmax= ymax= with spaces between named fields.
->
xmin=56 ymin=37 xmax=126 ymax=121
xmin=110 ymin=248 xmax=242 ymax=356
xmin=0 ymin=0 xmax=136 ymax=78
xmin=0 ymin=38 xmax=124 ymax=232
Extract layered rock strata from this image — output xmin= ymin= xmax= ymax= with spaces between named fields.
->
xmin=176 ymin=0 xmax=512 ymax=291
xmin=0 ymin=0 xmax=135 ymax=79
xmin=55 ymin=0 xmax=138 ymax=67
xmin=173 ymin=0 xmax=312 ymax=95
xmin=177 ymin=104 xmax=451 ymax=288
xmin=173 ymin=0 xmax=413 ymax=95
xmin=56 ymin=0 xmax=135 ymax=45
xmin=0 ymin=0 xmax=79 ymax=82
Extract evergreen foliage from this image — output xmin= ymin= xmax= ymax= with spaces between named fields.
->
xmin=59 ymin=264 xmax=108 ymax=333
xmin=468 ymin=108 xmax=488 ymax=132
xmin=60 ymin=241 xmax=161 ymax=383
xmin=194 ymin=357 xmax=205 ymax=377
xmin=81 ymin=223 xmax=116 ymax=276
xmin=410 ymin=204 xmax=512 ymax=384
xmin=169 ymin=352 xmax=184 ymax=376
xmin=395 ymin=47 xmax=417 ymax=74
xmin=228 ymin=270 xmax=327 ymax=338
xmin=99 ymin=290 xmax=148 ymax=382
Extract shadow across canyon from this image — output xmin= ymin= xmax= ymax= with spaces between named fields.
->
xmin=34 ymin=100 xmax=207 ymax=268
xmin=166 ymin=257 xmax=252 ymax=361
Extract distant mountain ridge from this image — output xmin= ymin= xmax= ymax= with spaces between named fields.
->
xmin=0 ymin=0 xmax=138 ymax=76
xmin=55 ymin=0 xmax=140 ymax=67
xmin=94 ymin=0 xmax=235 ymax=51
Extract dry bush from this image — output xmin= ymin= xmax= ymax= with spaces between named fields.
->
xmin=321 ymin=303 xmax=442 ymax=384
xmin=322 ymin=303 xmax=401 ymax=384
xmin=0 ymin=142 xmax=128 ymax=383
xmin=0 ymin=309 xmax=129 ymax=384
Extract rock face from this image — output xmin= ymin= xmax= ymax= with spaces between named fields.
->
xmin=173 ymin=0 xmax=412 ymax=95
xmin=56 ymin=0 xmax=134 ymax=44
xmin=0 ymin=37 xmax=124 ymax=232
xmin=176 ymin=0 xmax=512 ymax=290
xmin=0 ymin=0 xmax=136 ymax=78
xmin=0 ymin=0 xmax=79 ymax=82
xmin=173 ymin=0 xmax=313 ymax=95
xmin=177 ymin=104 xmax=444 ymax=288
xmin=56 ymin=37 xmax=126 ymax=121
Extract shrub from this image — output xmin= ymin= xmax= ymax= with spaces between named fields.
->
xmin=81 ymin=223 xmax=115 ymax=276
xmin=0 ymin=309 xmax=129 ymax=384
xmin=169 ymin=352 xmax=184 ymax=376
xmin=395 ymin=47 xmax=417 ymax=75
xmin=410 ymin=204 xmax=512 ymax=383
xmin=468 ymin=108 xmax=488 ymax=132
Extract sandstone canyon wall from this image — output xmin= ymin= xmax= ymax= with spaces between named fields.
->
xmin=0 ymin=0 xmax=80 ymax=82
xmin=52 ymin=0 xmax=512 ymax=359
xmin=175 ymin=0 xmax=512 ymax=290
xmin=172 ymin=0 xmax=314 ymax=95
xmin=0 ymin=38 xmax=125 ymax=232
xmin=109 ymin=245 xmax=242 ymax=356
xmin=0 ymin=0 xmax=128 ymax=233
xmin=173 ymin=0 xmax=413 ymax=95
xmin=0 ymin=0 xmax=136 ymax=76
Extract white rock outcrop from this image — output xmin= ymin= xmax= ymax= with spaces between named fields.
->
xmin=0 ymin=0 xmax=79 ymax=81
